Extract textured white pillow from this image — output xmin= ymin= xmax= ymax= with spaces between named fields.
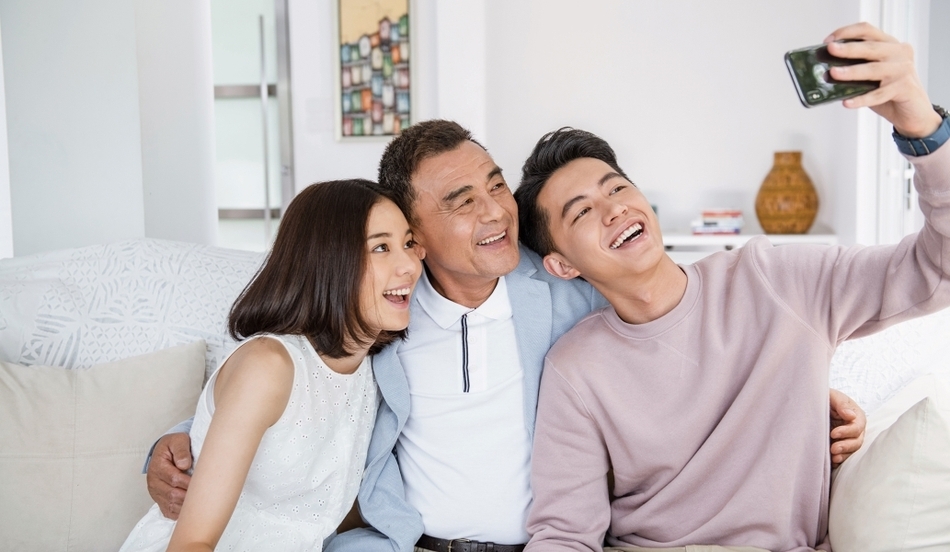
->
xmin=830 ymin=308 xmax=950 ymax=413
xmin=828 ymin=373 xmax=950 ymax=552
xmin=0 ymin=341 xmax=206 ymax=552
xmin=0 ymin=238 xmax=263 ymax=378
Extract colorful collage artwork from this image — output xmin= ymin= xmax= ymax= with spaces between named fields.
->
xmin=338 ymin=0 xmax=410 ymax=137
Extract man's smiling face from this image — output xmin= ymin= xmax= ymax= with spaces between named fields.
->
xmin=537 ymin=157 xmax=665 ymax=287
xmin=410 ymin=140 xmax=521 ymax=298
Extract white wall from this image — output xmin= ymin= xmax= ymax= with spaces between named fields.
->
xmin=484 ymin=0 xmax=863 ymax=241
xmin=287 ymin=0 xmax=876 ymax=243
xmin=434 ymin=0 xmax=487 ymax=141
xmin=0 ymin=18 xmax=12 ymax=259
xmin=136 ymin=0 xmax=218 ymax=245
xmin=1 ymin=0 xmax=930 ymax=253
xmin=930 ymin=0 xmax=950 ymax=105
xmin=280 ymin=0 xmax=869 ymax=244
xmin=0 ymin=0 xmax=220 ymax=256
xmin=0 ymin=0 xmax=146 ymax=256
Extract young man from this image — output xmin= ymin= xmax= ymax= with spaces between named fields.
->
xmin=513 ymin=23 xmax=950 ymax=552
xmin=146 ymin=125 xmax=867 ymax=551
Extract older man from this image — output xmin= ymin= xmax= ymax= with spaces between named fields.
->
xmin=146 ymin=124 xmax=867 ymax=552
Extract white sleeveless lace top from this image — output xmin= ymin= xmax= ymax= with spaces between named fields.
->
xmin=121 ymin=334 xmax=378 ymax=552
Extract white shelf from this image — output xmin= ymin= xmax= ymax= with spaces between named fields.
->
xmin=663 ymin=224 xmax=837 ymax=251
xmin=662 ymin=225 xmax=837 ymax=264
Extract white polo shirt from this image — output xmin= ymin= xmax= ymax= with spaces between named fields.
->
xmin=395 ymin=270 xmax=532 ymax=544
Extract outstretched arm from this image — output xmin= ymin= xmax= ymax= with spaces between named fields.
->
xmin=763 ymin=23 xmax=950 ymax=344
xmin=167 ymin=337 xmax=293 ymax=552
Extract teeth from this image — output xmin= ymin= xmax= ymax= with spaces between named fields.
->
xmin=477 ymin=231 xmax=506 ymax=246
xmin=610 ymin=223 xmax=643 ymax=249
xmin=383 ymin=288 xmax=411 ymax=296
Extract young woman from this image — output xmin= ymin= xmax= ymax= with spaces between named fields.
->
xmin=120 ymin=179 xmax=422 ymax=552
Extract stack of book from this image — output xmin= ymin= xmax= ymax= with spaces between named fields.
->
xmin=691 ymin=209 xmax=744 ymax=235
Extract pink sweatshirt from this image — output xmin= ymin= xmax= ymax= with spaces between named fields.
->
xmin=526 ymin=145 xmax=950 ymax=552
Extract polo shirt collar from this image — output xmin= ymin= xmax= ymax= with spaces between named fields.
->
xmin=415 ymin=268 xmax=513 ymax=329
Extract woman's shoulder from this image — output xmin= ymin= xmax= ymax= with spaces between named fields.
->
xmin=214 ymin=336 xmax=296 ymax=422
xmin=228 ymin=335 xmax=295 ymax=374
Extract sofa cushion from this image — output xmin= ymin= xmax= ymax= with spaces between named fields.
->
xmin=830 ymin=308 xmax=950 ymax=413
xmin=0 ymin=340 xmax=206 ymax=552
xmin=828 ymin=373 xmax=950 ymax=552
xmin=0 ymin=238 xmax=263 ymax=379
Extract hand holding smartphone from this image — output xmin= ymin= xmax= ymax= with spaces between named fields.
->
xmin=785 ymin=40 xmax=879 ymax=108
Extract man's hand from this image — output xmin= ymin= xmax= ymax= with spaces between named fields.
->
xmin=829 ymin=388 xmax=866 ymax=468
xmin=146 ymin=432 xmax=193 ymax=520
xmin=824 ymin=22 xmax=943 ymax=139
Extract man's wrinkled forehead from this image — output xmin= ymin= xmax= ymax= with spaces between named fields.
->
xmin=410 ymin=140 xmax=497 ymax=197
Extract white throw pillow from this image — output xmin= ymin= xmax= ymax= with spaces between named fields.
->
xmin=828 ymin=373 xmax=950 ymax=552
xmin=0 ymin=239 xmax=263 ymax=378
xmin=0 ymin=340 xmax=206 ymax=552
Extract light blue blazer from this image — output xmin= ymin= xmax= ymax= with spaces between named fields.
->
xmin=326 ymin=246 xmax=606 ymax=552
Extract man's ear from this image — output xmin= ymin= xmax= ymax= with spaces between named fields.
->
xmin=542 ymin=252 xmax=581 ymax=281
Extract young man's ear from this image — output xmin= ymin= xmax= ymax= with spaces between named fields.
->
xmin=542 ymin=252 xmax=581 ymax=281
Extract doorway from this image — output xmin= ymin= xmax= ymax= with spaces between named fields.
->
xmin=211 ymin=0 xmax=294 ymax=251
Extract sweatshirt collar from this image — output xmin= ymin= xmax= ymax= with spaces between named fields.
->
xmin=603 ymin=263 xmax=701 ymax=338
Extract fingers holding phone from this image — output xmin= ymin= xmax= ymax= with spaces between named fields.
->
xmin=791 ymin=22 xmax=941 ymax=139
xmin=784 ymin=42 xmax=878 ymax=107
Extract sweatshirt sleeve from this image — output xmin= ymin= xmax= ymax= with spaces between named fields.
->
xmin=752 ymin=143 xmax=950 ymax=346
xmin=526 ymin=359 xmax=611 ymax=552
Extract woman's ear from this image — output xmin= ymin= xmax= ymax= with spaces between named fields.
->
xmin=414 ymin=242 xmax=426 ymax=261
xmin=542 ymin=252 xmax=581 ymax=281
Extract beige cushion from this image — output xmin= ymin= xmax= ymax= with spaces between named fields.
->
xmin=0 ymin=341 xmax=206 ymax=552
xmin=829 ymin=373 xmax=950 ymax=552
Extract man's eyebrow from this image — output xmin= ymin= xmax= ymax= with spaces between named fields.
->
xmin=441 ymin=166 xmax=504 ymax=205
xmin=559 ymin=172 xmax=622 ymax=220
xmin=442 ymin=185 xmax=474 ymax=205
xmin=599 ymin=172 xmax=623 ymax=186
xmin=560 ymin=195 xmax=586 ymax=221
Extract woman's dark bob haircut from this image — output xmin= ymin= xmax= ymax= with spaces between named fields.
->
xmin=228 ymin=178 xmax=405 ymax=358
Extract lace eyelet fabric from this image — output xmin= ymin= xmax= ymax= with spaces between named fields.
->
xmin=121 ymin=334 xmax=378 ymax=551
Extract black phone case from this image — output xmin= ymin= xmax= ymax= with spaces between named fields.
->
xmin=785 ymin=43 xmax=879 ymax=108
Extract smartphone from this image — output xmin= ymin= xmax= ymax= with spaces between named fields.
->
xmin=784 ymin=41 xmax=879 ymax=108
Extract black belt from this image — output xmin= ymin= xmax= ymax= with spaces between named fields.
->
xmin=416 ymin=534 xmax=526 ymax=552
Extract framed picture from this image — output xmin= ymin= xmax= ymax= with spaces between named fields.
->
xmin=336 ymin=0 xmax=411 ymax=139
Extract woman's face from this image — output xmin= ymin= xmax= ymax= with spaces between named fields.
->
xmin=360 ymin=198 xmax=423 ymax=334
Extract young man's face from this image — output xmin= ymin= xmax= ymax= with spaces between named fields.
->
xmin=409 ymin=140 xmax=521 ymax=295
xmin=537 ymin=157 xmax=665 ymax=286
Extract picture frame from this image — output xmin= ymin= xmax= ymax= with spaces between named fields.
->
xmin=335 ymin=0 xmax=411 ymax=139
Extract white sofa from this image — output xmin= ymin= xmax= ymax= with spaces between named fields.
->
xmin=0 ymin=238 xmax=948 ymax=552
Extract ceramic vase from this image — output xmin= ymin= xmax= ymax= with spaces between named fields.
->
xmin=755 ymin=151 xmax=818 ymax=234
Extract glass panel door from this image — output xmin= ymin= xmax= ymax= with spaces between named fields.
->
xmin=211 ymin=0 xmax=293 ymax=251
